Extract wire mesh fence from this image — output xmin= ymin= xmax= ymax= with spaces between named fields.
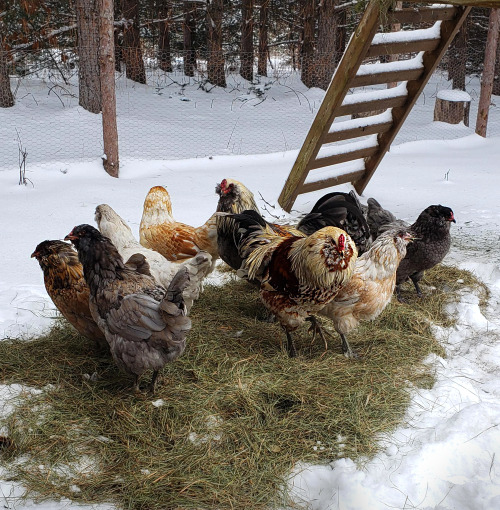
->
xmin=1 ymin=43 xmax=499 ymax=172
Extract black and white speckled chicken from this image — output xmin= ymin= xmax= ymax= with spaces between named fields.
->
xmin=65 ymin=224 xmax=191 ymax=393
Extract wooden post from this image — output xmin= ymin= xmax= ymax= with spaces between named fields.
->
xmin=99 ymin=0 xmax=119 ymax=177
xmin=476 ymin=8 xmax=500 ymax=137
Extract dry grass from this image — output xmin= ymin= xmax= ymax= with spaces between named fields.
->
xmin=0 ymin=265 xmax=486 ymax=509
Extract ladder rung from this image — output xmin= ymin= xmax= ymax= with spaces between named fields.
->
xmin=388 ymin=7 xmax=458 ymax=24
xmin=310 ymin=145 xmax=379 ymax=170
xmin=301 ymin=170 xmax=367 ymax=195
xmin=351 ymin=68 xmax=423 ymax=87
xmin=337 ymin=95 xmax=407 ymax=116
xmin=366 ymin=38 xmax=440 ymax=57
xmin=324 ymin=121 xmax=393 ymax=143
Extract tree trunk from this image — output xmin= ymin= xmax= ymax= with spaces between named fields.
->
xmin=301 ymin=0 xmax=316 ymax=88
xmin=183 ymin=2 xmax=196 ymax=77
xmin=120 ymin=0 xmax=146 ymax=84
xmin=99 ymin=0 xmax=119 ymax=177
xmin=0 ymin=28 xmax=14 ymax=108
xmin=75 ymin=0 xmax=101 ymax=113
xmin=206 ymin=0 xmax=226 ymax=87
xmin=447 ymin=19 xmax=467 ymax=90
xmin=158 ymin=1 xmax=172 ymax=72
xmin=493 ymin=30 xmax=500 ymax=95
xmin=476 ymin=8 xmax=500 ymax=137
xmin=316 ymin=0 xmax=338 ymax=90
xmin=258 ymin=0 xmax=269 ymax=77
xmin=240 ymin=0 xmax=254 ymax=82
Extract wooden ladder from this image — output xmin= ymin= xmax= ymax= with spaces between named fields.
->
xmin=278 ymin=0 xmax=471 ymax=212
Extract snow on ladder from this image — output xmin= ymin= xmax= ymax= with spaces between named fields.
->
xmin=278 ymin=0 xmax=471 ymax=212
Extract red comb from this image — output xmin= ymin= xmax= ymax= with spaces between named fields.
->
xmin=338 ymin=234 xmax=346 ymax=251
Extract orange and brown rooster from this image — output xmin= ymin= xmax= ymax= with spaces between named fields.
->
xmin=140 ymin=186 xmax=218 ymax=266
xmin=31 ymin=240 xmax=107 ymax=349
xmin=230 ymin=210 xmax=358 ymax=357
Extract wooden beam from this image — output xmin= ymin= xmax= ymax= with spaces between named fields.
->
xmin=324 ymin=121 xmax=393 ymax=143
xmin=310 ymin=145 xmax=379 ymax=170
xmin=351 ymin=68 xmax=423 ymax=87
xmin=299 ymin=169 xmax=367 ymax=195
xmin=387 ymin=7 xmax=458 ymax=24
xmin=337 ymin=94 xmax=407 ymax=116
xmin=354 ymin=6 xmax=472 ymax=194
xmin=366 ymin=38 xmax=439 ymax=57
xmin=277 ymin=0 xmax=383 ymax=212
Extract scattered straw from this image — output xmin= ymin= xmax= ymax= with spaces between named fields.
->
xmin=0 ymin=265 xmax=487 ymax=509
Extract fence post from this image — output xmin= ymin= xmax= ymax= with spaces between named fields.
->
xmin=99 ymin=0 xmax=119 ymax=177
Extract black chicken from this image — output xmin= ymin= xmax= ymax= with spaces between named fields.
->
xmin=65 ymin=224 xmax=191 ymax=392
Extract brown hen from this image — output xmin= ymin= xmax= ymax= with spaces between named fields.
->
xmin=31 ymin=240 xmax=107 ymax=349
xmin=140 ymin=186 xmax=218 ymax=266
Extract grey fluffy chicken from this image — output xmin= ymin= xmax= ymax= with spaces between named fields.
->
xmin=366 ymin=201 xmax=456 ymax=301
xmin=215 ymin=179 xmax=370 ymax=273
xmin=65 ymin=224 xmax=191 ymax=392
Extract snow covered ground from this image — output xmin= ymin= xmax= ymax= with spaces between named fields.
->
xmin=1 ymin=68 xmax=500 ymax=508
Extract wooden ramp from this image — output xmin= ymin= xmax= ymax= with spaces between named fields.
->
xmin=278 ymin=0 xmax=471 ymax=212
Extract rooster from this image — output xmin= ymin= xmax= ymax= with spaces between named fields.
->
xmin=95 ymin=204 xmax=212 ymax=313
xmin=215 ymin=179 xmax=370 ymax=272
xmin=319 ymin=228 xmax=414 ymax=357
xmin=31 ymin=240 xmax=107 ymax=349
xmin=230 ymin=210 xmax=358 ymax=357
xmin=65 ymin=224 xmax=191 ymax=392
xmin=139 ymin=186 xmax=218 ymax=267
xmin=366 ymin=201 xmax=456 ymax=300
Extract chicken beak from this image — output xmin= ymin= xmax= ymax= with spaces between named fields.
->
xmin=64 ymin=232 xmax=77 ymax=241
xmin=30 ymin=251 xmax=38 ymax=258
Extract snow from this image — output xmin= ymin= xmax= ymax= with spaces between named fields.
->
xmin=371 ymin=23 xmax=442 ymax=45
xmin=328 ymin=110 xmax=393 ymax=133
xmin=356 ymin=52 xmax=424 ymax=76
xmin=1 ymin=69 xmax=500 ymax=510
xmin=342 ymin=82 xmax=407 ymax=105
xmin=437 ymin=89 xmax=472 ymax=102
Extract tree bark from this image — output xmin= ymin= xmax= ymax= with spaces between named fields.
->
xmin=258 ymin=0 xmax=269 ymax=77
xmin=316 ymin=0 xmax=338 ymax=90
xmin=476 ymin=8 xmax=500 ymax=137
xmin=240 ymin=0 xmax=254 ymax=82
xmin=493 ymin=29 xmax=500 ymax=95
xmin=206 ymin=0 xmax=226 ymax=87
xmin=0 ymin=21 xmax=14 ymax=108
xmin=158 ymin=1 xmax=172 ymax=72
xmin=300 ymin=0 xmax=316 ymax=89
xmin=99 ymin=0 xmax=119 ymax=177
xmin=447 ymin=19 xmax=467 ymax=90
xmin=120 ymin=0 xmax=146 ymax=83
xmin=183 ymin=2 xmax=196 ymax=77
xmin=75 ymin=0 xmax=101 ymax=113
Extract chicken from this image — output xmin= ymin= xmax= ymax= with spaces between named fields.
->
xmin=297 ymin=191 xmax=372 ymax=254
xmin=139 ymin=186 xmax=218 ymax=267
xmin=366 ymin=198 xmax=404 ymax=239
xmin=65 ymin=224 xmax=191 ymax=392
xmin=216 ymin=179 xmax=369 ymax=275
xmin=395 ymin=205 xmax=455 ymax=300
xmin=231 ymin=210 xmax=358 ymax=357
xmin=367 ymin=200 xmax=456 ymax=300
xmin=31 ymin=240 xmax=108 ymax=349
xmin=319 ymin=228 xmax=414 ymax=358
xmin=95 ymin=204 xmax=212 ymax=313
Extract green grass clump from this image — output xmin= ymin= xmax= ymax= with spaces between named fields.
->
xmin=0 ymin=265 xmax=486 ymax=509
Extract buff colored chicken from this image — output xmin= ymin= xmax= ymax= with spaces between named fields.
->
xmin=319 ymin=228 xmax=414 ymax=358
xmin=31 ymin=240 xmax=108 ymax=349
xmin=140 ymin=186 xmax=219 ymax=267
xmin=231 ymin=210 xmax=358 ymax=357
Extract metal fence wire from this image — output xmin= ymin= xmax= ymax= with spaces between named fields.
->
xmin=1 ymin=41 xmax=499 ymax=171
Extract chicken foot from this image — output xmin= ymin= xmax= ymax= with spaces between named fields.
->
xmin=307 ymin=316 xmax=359 ymax=359
xmin=306 ymin=316 xmax=329 ymax=352
xmin=132 ymin=371 xmax=160 ymax=394
xmin=339 ymin=333 xmax=358 ymax=359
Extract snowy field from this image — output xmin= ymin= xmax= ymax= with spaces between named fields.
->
xmin=1 ymin=66 xmax=500 ymax=508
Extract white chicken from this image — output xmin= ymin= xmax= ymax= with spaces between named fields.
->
xmin=95 ymin=204 xmax=212 ymax=314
